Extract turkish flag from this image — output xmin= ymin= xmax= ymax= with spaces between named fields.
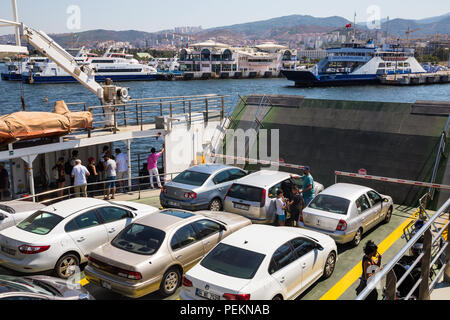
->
xmin=346 ymin=24 xmax=352 ymax=28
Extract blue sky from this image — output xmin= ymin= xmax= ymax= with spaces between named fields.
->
xmin=1 ymin=0 xmax=449 ymax=35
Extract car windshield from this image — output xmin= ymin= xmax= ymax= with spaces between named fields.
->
xmin=226 ymin=184 xmax=263 ymax=203
xmin=309 ymin=194 xmax=350 ymax=215
xmin=200 ymin=243 xmax=265 ymax=280
xmin=172 ymin=171 xmax=210 ymax=187
xmin=17 ymin=211 xmax=63 ymax=235
xmin=112 ymin=224 xmax=165 ymax=256
xmin=0 ymin=276 xmax=55 ymax=296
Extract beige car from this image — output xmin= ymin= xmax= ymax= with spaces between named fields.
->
xmin=84 ymin=209 xmax=252 ymax=298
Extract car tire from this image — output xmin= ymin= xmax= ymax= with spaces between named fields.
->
xmin=352 ymin=228 xmax=363 ymax=247
xmin=322 ymin=251 xmax=336 ymax=279
xmin=159 ymin=267 xmax=181 ymax=297
xmin=384 ymin=207 xmax=393 ymax=224
xmin=209 ymin=198 xmax=223 ymax=212
xmin=54 ymin=253 xmax=80 ymax=279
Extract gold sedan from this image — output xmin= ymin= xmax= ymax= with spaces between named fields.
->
xmin=84 ymin=209 xmax=252 ymax=298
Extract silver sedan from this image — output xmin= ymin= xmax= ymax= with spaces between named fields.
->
xmin=299 ymin=183 xmax=394 ymax=246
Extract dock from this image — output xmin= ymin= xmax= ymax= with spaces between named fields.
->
xmin=379 ymin=71 xmax=450 ymax=86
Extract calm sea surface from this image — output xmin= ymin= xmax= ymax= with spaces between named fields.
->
xmin=1 ymin=63 xmax=450 ymax=170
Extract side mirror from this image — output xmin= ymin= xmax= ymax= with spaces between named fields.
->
xmin=315 ymin=243 xmax=324 ymax=251
xmin=220 ymin=224 xmax=227 ymax=232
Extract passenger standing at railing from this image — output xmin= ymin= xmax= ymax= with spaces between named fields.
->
xmin=104 ymin=154 xmax=117 ymax=200
xmin=115 ymin=149 xmax=128 ymax=193
xmin=147 ymin=146 xmax=164 ymax=189
xmin=0 ymin=162 xmax=10 ymax=201
xmin=71 ymin=159 xmax=90 ymax=198
xmin=52 ymin=157 xmax=66 ymax=199
xmin=87 ymin=157 xmax=99 ymax=196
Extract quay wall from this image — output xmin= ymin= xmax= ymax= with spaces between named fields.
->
xmin=227 ymin=95 xmax=450 ymax=208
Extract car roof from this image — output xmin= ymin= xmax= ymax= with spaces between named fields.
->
xmin=220 ymin=225 xmax=301 ymax=254
xmin=233 ymin=170 xmax=290 ymax=188
xmin=41 ymin=198 xmax=108 ymax=218
xmin=320 ymin=183 xmax=374 ymax=201
xmin=133 ymin=210 xmax=200 ymax=231
xmin=188 ymin=164 xmax=236 ymax=175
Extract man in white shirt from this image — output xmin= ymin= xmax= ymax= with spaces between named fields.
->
xmin=71 ymin=159 xmax=90 ymax=198
xmin=104 ymin=154 xmax=117 ymax=200
xmin=115 ymin=148 xmax=128 ymax=193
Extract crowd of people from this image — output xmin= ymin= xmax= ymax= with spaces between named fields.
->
xmin=51 ymin=146 xmax=131 ymax=200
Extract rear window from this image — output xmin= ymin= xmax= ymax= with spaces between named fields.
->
xmin=226 ymin=184 xmax=264 ymax=202
xmin=172 ymin=171 xmax=210 ymax=187
xmin=112 ymin=224 xmax=165 ymax=256
xmin=200 ymin=243 xmax=265 ymax=280
xmin=309 ymin=194 xmax=350 ymax=215
xmin=17 ymin=211 xmax=63 ymax=235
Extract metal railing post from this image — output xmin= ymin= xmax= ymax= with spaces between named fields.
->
xmin=135 ymin=101 xmax=139 ymax=126
xmin=205 ymin=98 xmax=209 ymax=123
xmin=221 ymin=96 xmax=225 ymax=120
xmin=140 ymin=105 xmax=143 ymax=131
xmin=418 ymin=229 xmax=432 ymax=300
xmin=445 ymin=213 xmax=450 ymax=283
xmin=183 ymin=98 xmax=186 ymax=114
xmin=88 ymin=107 xmax=92 ymax=138
xmin=160 ymin=99 xmax=163 ymax=117
xmin=123 ymin=105 xmax=127 ymax=127
xmin=170 ymin=102 xmax=173 ymax=119
xmin=189 ymin=101 xmax=192 ymax=125
xmin=113 ymin=107 xmax=117 ymax=134
xmin=384 ymin=270 xmax=398 ymax=300
xmin=138 ymin=154 xmax=141 ymax=200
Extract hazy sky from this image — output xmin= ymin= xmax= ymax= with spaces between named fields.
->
xmin=1 ymin=0 xmax=449 ymax=35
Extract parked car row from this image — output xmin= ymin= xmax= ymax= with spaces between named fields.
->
xmin=0 ymin=165 xmax=394 ymax=301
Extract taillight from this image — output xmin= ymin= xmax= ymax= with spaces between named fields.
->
xmin=299 ymin=212 xmax=304 ymax=223
xmin=336 ymin=220 xmax=347 ymax=231
xmin=182 ymin=276 xmax=193 ymax=287
xmin=223 ymin=293 xmax=251 ymax=301
xmin=260 ymin=189 xmax=266 ymax=207
xmin=161 ymin=187 xmax=168 ymax=194
xmin=184 ymin=192 xmax=197 ymax=199
xmin=118 ymin=271 xmax=142 ymax=280
xmin=18 ymin=245 xmax=50 ymax=255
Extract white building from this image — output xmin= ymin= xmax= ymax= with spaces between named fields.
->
xmin=298 ymin=49 xmax=328 ymax=61
xmin=178 ymin=40 xmax=297 ymax=79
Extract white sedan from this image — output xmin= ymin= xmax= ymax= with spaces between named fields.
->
xmin=0 ymin=200 xmax=45 ymax=231
xmin=180 ymin=225 xmax=337 ymax=301
xmin=0 ymin=198 xmax=158 ymax=279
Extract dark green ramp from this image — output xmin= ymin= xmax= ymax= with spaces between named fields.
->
xmin=227 ymin=95 xmax=450 ymax=208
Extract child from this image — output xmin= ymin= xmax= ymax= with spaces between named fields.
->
xmin=275 ymin=189 xmax=287 ymax=226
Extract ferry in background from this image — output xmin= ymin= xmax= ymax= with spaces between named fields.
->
xmin=282 ymin=40 xmax=427 ymax=87
xmin=21 ymin=48 xmax=158 ymax=84
xmin=1 ymin=56 xmax=48 ymax=81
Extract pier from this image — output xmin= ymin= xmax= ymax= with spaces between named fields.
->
xmin=379 ymin=71 xmax=450 ymax=86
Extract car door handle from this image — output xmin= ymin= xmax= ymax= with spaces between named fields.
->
xmin=302 ymin=263 xmax=307 ymax=269
xmin=176 ymin=255 xmax=183 ymax=259
xmin=280 ymin=277 xmax=286 ymax=283
xmin=205 ymin=241 xmax=211 ymax=245
xmin=108 ymin=228 xmax=116 ymax=234
xmin=77 ymin=237 xmax=86 ymax=243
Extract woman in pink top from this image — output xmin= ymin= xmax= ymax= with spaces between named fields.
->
xmin=147 ymin=147 xmax=164 ymax=189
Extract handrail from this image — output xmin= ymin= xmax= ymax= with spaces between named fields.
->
xmin=13 ymin=170 xmax=183 ymax=204
xmin=356 ymin=197 xmax=450 ymax=300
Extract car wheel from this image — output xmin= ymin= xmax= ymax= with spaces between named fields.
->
xmin=159 ymin=267 xmax=181 ymax=297
xmin=352 ymin=228 xmax=363 ymax=247
xmin=209 ymin=198 xmax=223 ymax=212
xmin=323 ymin=252 xmax=336 ymax=279
xmin=54 ymin=253 xmax=80 ymax=279
xmin=384 ymin=207 xmax=393 ymax=224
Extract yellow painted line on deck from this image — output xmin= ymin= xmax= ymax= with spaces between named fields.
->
xmin=319 ymin=210 xmax=420 ymax=300
xmin=80 ymin=278 xmax=89 ymax=287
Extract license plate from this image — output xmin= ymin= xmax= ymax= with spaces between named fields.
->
xmin=168 ymin=201 xmax=181 ymax=207
xmin=1 ymin=246 xmax=16 ymax=256
xmin=101 ymin=280 xmax=112 ymax=290
xmin=234 ymin=203 xmax=249 ymax=211
xmin=196 ymin=288 xmax=220 ymax=300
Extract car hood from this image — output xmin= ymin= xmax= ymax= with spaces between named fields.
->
xmin=27 ymin=275 xmax=94 ymax=300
